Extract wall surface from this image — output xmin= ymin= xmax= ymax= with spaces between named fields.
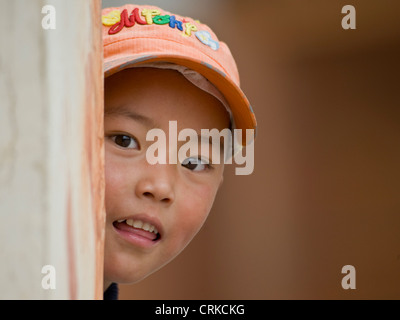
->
xmin=0 ymin=0 xmax=104 ymax=299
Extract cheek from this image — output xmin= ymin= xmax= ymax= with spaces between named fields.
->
xmin=169 ymin=182 xmax=219 ymax=251
xmin=104 ymin=157 xmax=119 ymax=211
xmin=104 ymin=153 xmax=132 ymax=215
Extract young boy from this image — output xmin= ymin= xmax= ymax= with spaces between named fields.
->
xmin=101 ymin=4 xmax=257 ymax=299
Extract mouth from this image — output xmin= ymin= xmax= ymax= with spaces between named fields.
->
xmin=113 ymin=218 xmax=162 ymax=247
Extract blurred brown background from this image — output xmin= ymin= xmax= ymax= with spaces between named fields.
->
xmin=102 ymin=0 xmax=400 ymax=299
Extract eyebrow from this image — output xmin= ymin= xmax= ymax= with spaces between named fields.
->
xmin=104 ymin=105 xmax=157 ymax=128
xmin=105 ymin=106 xmax=227 ymax=153
xmin=199 ymin=135 xmax=226 ymax=154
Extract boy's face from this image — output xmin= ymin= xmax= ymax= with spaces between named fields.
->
xmin=103 ymin=68 xmax=230 ymax=287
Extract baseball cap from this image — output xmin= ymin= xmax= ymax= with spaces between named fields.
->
xmin=102 ymin=4 xmax=257 ymax=145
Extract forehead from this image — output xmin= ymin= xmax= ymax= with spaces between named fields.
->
xmin=104 ymin=68 xmax=230 ymax=131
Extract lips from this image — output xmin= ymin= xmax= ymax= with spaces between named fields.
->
xmin=113 ymin=216 xmax=162 ymax=247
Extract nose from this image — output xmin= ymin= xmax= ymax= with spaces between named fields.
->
xmin=135 ymin=163 xmax=175 ymax=205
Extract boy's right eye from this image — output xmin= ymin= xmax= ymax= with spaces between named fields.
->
xmin=111 ymin=135 xmax=139 ymax=149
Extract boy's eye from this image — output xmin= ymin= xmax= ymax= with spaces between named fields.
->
xmin=111 ymin=135 xmax=139 ymax=149
xmin=181 ymin=157 xmax=210 ymax=172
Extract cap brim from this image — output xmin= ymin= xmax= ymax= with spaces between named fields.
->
xmin=104 ymin=54 xmax=257 ymax=146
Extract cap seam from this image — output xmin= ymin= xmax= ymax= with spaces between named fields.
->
xmin=104 ymin=36 xmax=230 ymax=77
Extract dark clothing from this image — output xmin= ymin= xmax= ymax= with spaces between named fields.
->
xmin=103 ymin=283 xmax=119 ymax=300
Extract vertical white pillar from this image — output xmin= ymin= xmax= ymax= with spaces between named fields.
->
xmin=0 ymin=0 xmax=104 ymax=299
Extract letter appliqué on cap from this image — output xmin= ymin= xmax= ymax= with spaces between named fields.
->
xmin=102 ymin=8 xmax=220 ymax=51
xmin=102 ymin=10 xmax=121 ymax=26
xmin=195 ymin=31 xmax=219 ymax=51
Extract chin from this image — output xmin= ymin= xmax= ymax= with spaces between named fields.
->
xmin=104 ymin=254 xmax=162 ymax=285
xmin=105 ymin=267 xmax=148 ymax=285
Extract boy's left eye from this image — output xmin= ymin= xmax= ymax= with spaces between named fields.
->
xmin=181 ymin=157 xmax=210 ymax=172
xmin=111 ymin=135 xmax=139 ymax=149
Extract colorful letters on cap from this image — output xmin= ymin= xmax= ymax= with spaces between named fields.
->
xmin=102 ymin=8 xmax=220 ymax=51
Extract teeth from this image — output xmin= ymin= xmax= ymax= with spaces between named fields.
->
xmin=142 ymin=223 xmax=150 ymax=231
xmin=133 ymin=220 xmax=143 ymax=229
xmin=121 ymin=219 xmax=159 ymax=235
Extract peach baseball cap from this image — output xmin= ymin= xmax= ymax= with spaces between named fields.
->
xmin=102 ymin=4 xmax=257 ymax=144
